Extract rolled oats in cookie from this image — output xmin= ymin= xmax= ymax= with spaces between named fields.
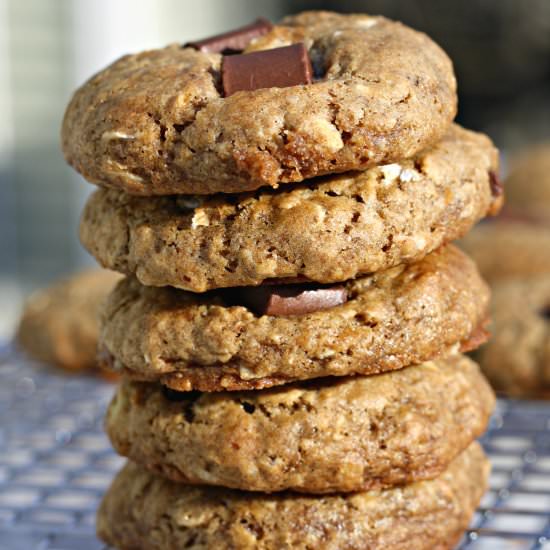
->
xmin=97 ymin=443 xmax=489 ymax=550
xmin=80 ymin=125 xmax=500 ymax=292
xmin=98 ymin=245 xmax=490 ymax=391
xmin=62 ymin=11 xmax=457 ymax=195
xmin=105 ymin=355 xmax=494 ymax=493
xmin=477 ymin=276 xmax=550 ymax=398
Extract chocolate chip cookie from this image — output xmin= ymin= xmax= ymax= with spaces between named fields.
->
xmin=63 ymin=11 xmax=457 ymax=195
xmin=97 ymin=442 xmax=488 ymax=550
xmin=105 ymin=354 xmax=494 ymax=493
xmin=80 ymin=125 xmax=500 ymax=292
xmin=460 ymin=219 xmax=550 ymax=284
xmin=505 ymin=142 xmax=550 ymax=218
xmin=16 ymin=269 xmax=122 ymax=372
xmin=98 ymin=245 xmax=490 ymax=391
xmin=477 ymin=276 xmax=550 ymax=398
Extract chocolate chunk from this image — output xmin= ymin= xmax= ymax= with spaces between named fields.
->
xmin=222 ymin=43 xmax=313 ymax=96
xmin=539 ymin=306 xmax=550 ymax=320
xmin=238 ymin=284 xmax=347 ymax=316
xmin=185 ymin=18 xmax=272 ymax=54
xmin=489 ymin=170 xmax=504 ymax=197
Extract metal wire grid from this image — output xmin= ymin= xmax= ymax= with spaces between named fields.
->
xmin=457 ymin=400 xmax=550 ymax=550
xmin=0 ymin=345 xmax=120 ymax=550
xmin=1 ymin=344 xmax=550 ymax=550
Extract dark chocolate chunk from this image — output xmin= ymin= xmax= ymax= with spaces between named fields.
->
xmin=185 ymin=18 xmax=272 ymax=54
xmin=222 ymin=43 xmax=313 ymax=96
xmin=539 ymin=306 xmax=550 ymax=320
xmin=489 ymin=170 xmax=504 ymax=197
xmin=237 ymin=283 xmax=348 ymax=316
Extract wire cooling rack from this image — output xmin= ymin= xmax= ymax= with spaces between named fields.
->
xmin=1 ymin=344 xmax=550 ymax=550
xmin=0 ymin=345 xmax=119 ymax=550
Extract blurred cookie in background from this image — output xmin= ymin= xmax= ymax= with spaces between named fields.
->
xmin=505 ymin=143 xmax=550 ymax=219
xmin=461 ymin=143 xmax=550 ymax=397
xmin=477 ymin=276 xmax=550 ymax=398
xmin=461 ymin=141 xmax=550 ymax=284
xmin=17 ymin=269 xmax=122 ymax=375
xmin=460 ymin=219 xmax=550 ymax=285
xmin=461 ymin=223 xmax=550 ymax=397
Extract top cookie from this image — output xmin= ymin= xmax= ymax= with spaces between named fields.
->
xmin=62 ymin=11 xmax=457 ymax=195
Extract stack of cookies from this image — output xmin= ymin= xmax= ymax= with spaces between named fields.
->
xmin=61 ymin=12 xmax=502 ymax=549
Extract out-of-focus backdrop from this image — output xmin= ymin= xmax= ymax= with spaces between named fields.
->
xmin=1 ymin=0 xmax=549 ymax=338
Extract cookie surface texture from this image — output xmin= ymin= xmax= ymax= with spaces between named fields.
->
xmin=63 ymin=11 xmax=457 ymax=195
xmin=98 ymin=245 xmax=490 ymax=391
xmin=105 ymin=354 xmax=494 ymax=493
xmin=97 ymin=443 xmax=489 ymax=550
xmin=80 ymin=125 xmax=499 ymax=291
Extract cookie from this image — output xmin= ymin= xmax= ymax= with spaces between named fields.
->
xmin=460 ymin=219 xmax=550 ymax=284
xmin=505 ymin=142 xmax=550 ymax=218
xmin=477 ymin=276 xmax=550 ymax=398
xmin=63 ymin=11 xmax=457 ymax=195
xmin=80 ymin=125 xmax=500 ymax=292
xmin=97 ymin=442 xmax=488 ymax=550
xmin=106 ymin=354 xmax=494 ymax=493
xmin=98 ymin=245 xmax=490 ymax=391
xmin=16 ymin=269 xmax=122 ymax=372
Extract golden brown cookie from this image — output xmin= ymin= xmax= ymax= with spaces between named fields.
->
xmin=97 ymin=443 xmax=489 ymax=550
xmin=105 ymin=355 xmax=494 ymax=493
xmin=505 ymin=142 xmax=550 ymax=218
xmin=477 ymin=275 xmax=550 ymax=398
xmin=16 ymin=270 xmax=122 ymax=372
xmin=98 ymin=245 xmax=490 ymax=391
xmin=460 ymin=220 xmax=550 ymax=284
xmin=80 ymin=125 xmax=500 ymax=292
xmin=63 ymin=11 xmax=457 ymax=195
